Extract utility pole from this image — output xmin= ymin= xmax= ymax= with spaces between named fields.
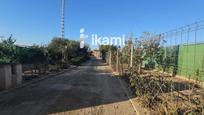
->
xmin=61 ymin=0 xmax=65 ymax=65
xmin=61 ymin=0 xmax=65 ymax=39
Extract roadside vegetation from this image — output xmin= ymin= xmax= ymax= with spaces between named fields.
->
xmin=0 ymin=35 xmax=89 ymax=79
xmin=100 ymin=31 xmax=204 ymax=115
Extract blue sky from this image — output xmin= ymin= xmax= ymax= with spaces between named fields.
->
xmin=0 ymin=0 xmax=204 ymax=46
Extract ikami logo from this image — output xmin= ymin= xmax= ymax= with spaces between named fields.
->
xmin=79 ymin=28 xmax=126 ymax=48
xmin=79 ymin=28 xmax=88 ymax=48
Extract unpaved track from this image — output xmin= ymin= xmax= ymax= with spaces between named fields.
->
xmin=0 ymin=58 xmax=136 ymax=115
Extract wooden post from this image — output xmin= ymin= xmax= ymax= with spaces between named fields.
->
xmin=116 ymin=47 xmax=119 ymax=73
xmin=130 ymin=43 xmax=133 ymax=67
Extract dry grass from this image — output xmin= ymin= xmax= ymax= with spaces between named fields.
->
xmin=122 ymin=69 xmax=204 ymax=114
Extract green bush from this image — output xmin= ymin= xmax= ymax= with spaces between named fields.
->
xmin=0 ymin=36 xmax=89 ymax=67
xmin=70 ymin=57 xmax=83 ymax=65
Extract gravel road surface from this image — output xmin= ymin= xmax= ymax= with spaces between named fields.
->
xmin=0 ymin=58 xmax=136 ymax=115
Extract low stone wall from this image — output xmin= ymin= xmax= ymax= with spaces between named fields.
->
xmin=11 ymin=64 xmax=22 ymax=87
xmin=0 ymin=64 xmax=12 ymax=90
xmin=0 ymin=64 xmax=22 ymax=90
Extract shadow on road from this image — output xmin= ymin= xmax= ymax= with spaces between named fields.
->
xmin=45 ymin=57 xmax=136 ymax=114
xmin=0 ymin=57 xmax=136 ymax=115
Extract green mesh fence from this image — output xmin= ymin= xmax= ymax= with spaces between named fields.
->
xmin=177 ymin=43 xmax=204 ymax=81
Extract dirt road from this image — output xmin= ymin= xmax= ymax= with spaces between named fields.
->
xmin=0 ymin=58 xmax=136 ymax=115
